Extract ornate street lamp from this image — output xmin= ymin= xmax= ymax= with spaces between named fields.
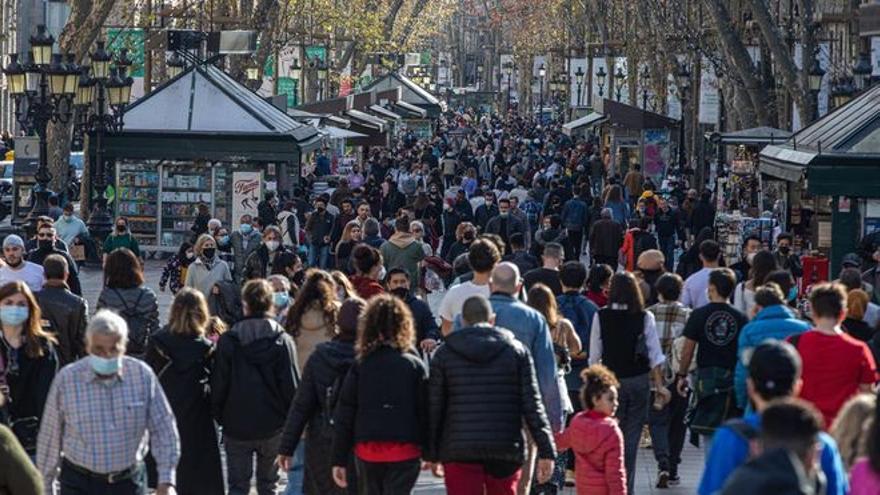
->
xmin=831 ymin=77 xmax=854 ymax=108
xmin=574 ymin=66 xmax=584 ymax=107
xmin=3 ymin=25 xmax=77 ymax=231
xmin=852 ymin=53 xmax=873 ymax=91
xmin=537 ymin=63 xmax=546 ymax=118
xmin=675 ymin=61 xmax=691 ymax=168
xmin=614 ymin=65 xmax=626 ymax=101
xmin=596 ymin=65 xmax=607 ymax=98
xmin=639 ymin=65 xmax=651 ymax=110
xmin=808 ymin=55 xmax=825 ymax=120
xmin=166 ymin=52 xmax=185 ymax=79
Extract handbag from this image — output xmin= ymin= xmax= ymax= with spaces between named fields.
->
xmin=688 ymin=367 xmax=739 ymax=436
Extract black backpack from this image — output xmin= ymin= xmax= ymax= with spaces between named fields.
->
xmin=113 ymin=289 xmax=150 ymax=356
xmin=323 ymin=362 xmax=353 ymax=430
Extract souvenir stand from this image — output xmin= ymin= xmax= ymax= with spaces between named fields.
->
xmin=99 ymin=61 xmax=321 ymax=254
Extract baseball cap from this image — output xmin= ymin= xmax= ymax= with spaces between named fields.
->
xmin=841 ymin=253 xmax=862 ymax=268
xmin=2 ymin=234 xmax=24 ymax=249
xmin=746 ymin=340 xmax=802 ymax=398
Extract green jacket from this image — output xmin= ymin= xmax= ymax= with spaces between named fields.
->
xmin=380 ymin=232 xmax=425 ymax=291
xmin=103 ymin=232 xmax=140 ymax=258
xmin=0 ymin=424 xmax=42 ymax=494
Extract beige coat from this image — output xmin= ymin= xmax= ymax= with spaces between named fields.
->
xmin=294 ymin=303 xmax=340 ymax=372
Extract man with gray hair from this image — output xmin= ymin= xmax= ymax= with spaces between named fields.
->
xmin=523 ymin=242 xmax=564 ymax=295
xmin=488 ymin=262 xmax=562 ymax=494
xmin=589 ymin=207 xmax=624 ymax=268
xmin=37 ymin=310 xmax=180 ymax=495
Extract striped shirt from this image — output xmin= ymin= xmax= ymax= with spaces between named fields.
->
xmin=36 ymin=356 xmax=180 ymax=492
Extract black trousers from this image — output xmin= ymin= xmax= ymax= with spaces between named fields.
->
xmin=354 ymin=458 xmax=420 ymax=495
xmin=566 ymin=229 xmax=584 ymax=261
xmin=59 ymin=462 xmax=146 ymax=495
xmin=592 ymin=255 xmax=618 ymax=268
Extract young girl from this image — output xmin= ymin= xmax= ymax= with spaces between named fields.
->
xmin=555 ymin=364 xmax=626 ymax=495
xmin=159 ymin=241 xmax=194 ymax=294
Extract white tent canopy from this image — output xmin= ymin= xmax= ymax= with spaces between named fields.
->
xmin=562 ymin=112 xmax=608 ymax=136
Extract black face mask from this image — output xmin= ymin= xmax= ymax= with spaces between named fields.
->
xmin=116 ymin=224 xmax=126 ymax=232
xmin=38 ymin=239 xmax=53 ymax=251
xmin=779 ymin=246 xmax=791 ymax=255
xmin=203 ymin=248 xmax=216 ymax=259
xmin=390 ymin=287 xmax=409 ymax=299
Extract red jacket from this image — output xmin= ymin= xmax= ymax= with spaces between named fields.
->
xmin=555 ymin=411 xmax=626 ymax=495
xmin=350 ymin=275 xmax=384 ymax=300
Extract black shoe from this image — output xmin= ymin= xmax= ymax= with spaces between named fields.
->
xmin=668 ymin=473 xmax=681 ymax=486
xmin=656 ymin=470 xmax=670 ymax=489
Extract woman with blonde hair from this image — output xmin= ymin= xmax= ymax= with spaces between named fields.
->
xmin=145 ymin=288 xmax=223 ymax=494
xmin=331 ymin=270 xmax=356 ymax=301
xmin=335 ymin=221 xmax=363 ymax=274
xmin=844 ymin=289 xmax=875 ymax=342
xmin=331 ymin=294 xmax=427 ymax=493
xmin=286 ymin=269 xmax=341 ymax=371
xmin=0 ymin=281 xmax=58 ymax=455
xmin=830 ymin=392 xmax=876 ymax=471
xmin=184 ymin=233 xmax=232 ymax=299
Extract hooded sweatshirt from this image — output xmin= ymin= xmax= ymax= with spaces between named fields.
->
xmin=555 ymin=410 xmax=626 ymax=495
xmin=380 ymin=232 xmax=425 ymax=290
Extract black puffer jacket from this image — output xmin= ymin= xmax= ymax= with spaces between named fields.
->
xmin=331 ymin=345 xmax=428 ymax=466
xmin=35 ymin=281 xmax=88 ymax=366
xmin=426 ymin=326 xmax=556 ymax=464
xmin=279 ymin=339 xmax=356 ymax=456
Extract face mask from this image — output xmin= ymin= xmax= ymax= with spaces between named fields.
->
xmin=240 ymin=224 xmax=253 ymax=234
xmin=0 ymin=306 xmax=28 ymax=326
xmin=500 ymin=212 xmax=509 ymax=218
xmin=390 ymin=287 xmax=409 ymax=299
xmin=377 ymin=265 xmax=387 ymax=281
xmin=219 ymin=235 xmax=230 ymax=246
xmin=273 ymin=291 xmax=290 ymax=308
xmin=746 ymin=252 xmax=757 ymax=265
xmin=116 ymin=224 xmax=126 ymax=232
xmin=316 ymin=205 xmax=326 ymax=212
xmin=38 ymin=239 xmax=53 ymax=250
xmin=89 ymin=354 xmax=121 ymax=376
xmin=788 ymin=286 xmax=798 ymax=302
xmin=202 ymin=248 xmax=216 ymax=259
xmin=266 ymin=240 xmax=280 ymax=251
xmin=779 ymin=246 xmax=790 ymax=255
xmin=61 ymin=213 xmax=72 ymax=221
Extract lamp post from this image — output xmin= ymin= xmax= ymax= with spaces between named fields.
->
xmin=675 ymin=61 xmax=691 ymax=169
xmin=852 ymin=53 xmax=872 ymax=92
xmin=639 ymin=65 xmax=650 ymax=110
xmin=808 ymin=55 xmax=825 ymax=121
xmin=596 ymin=66 xmax=606 ymax=98
xmin=574 ymin=66 xmax=584 ymax=107
xmin=504 ymin=62 xmax=514 ymax=111
xmin=290 ymin=58 xmax=302 ymax=105
xmin=167 ymin=52 xmax=185 ymax=79
xmin=3 ymin=25 xmax=77 ymax=231
xmin=74 ymin=43 xmax=133 ymax=243
xmin=614 ymin=65 xmax=626 ymax=102
xmin=316 ymin=59 xmax=328 ymax=100
xmin=538 ymin=63 xmax=546 ymax=119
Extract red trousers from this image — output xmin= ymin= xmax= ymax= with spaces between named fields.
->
xmin=443 ymin=462 xmax=522 ymax=495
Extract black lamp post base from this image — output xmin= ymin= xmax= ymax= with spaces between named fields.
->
xmin=24 ymin=186 xmax=53 ymax=237
xmin=87 ymin=200 xmax=113 ymax=247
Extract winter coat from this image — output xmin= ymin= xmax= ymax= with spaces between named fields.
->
xmin=26 ymin=245 xmax=82 ymax=295
xmin=185 ymin=256 xmax=232 ymax=300
xmin=293 ymin=304 xmax=339 ymax=371
xmin=474 ymin=203 xmax=500 ymax=230
xmin=145 ymin=330 xmax=223 ymax=495
xmin=96 ymin=286 xmax=160 ymax=356
xmin=350 ymin=275 xmax=385 ymax=300
xmin=426 ymin=326 xmax=556 ymax=465
xmin=405 ymin=294 xmax=441 ymax=342
xmin=332 ymin=346 xmax=429 ymax=466
xmin=484 ymin=215 xmax=528 ymax=245
xmin=604 ymin=200 xmax=629 ymax=227
xmin=589 ymin=219 xmax=624 ymax=259
xmin=159 ymin=254 xmax=191 ymax=294
xmin=0 ymin=337 xmax=58 ymax=454
xmin=721 ymin=448 xmax=823 ymax=495
xmin=243 ymin=245 xmax=294 ymax=281
xmin=279 ymin=340 xmax=355 ymax=495
xmin=380 ymin=233 xmax=425 ymax=291
xmin=211 ymin=317 xmax=299 ymax=440
xmin=555 ymin=411 xmax=626 ymax=495
xmin=561 ymin=198 xmax=590 ymax=231
xmin=230 ymin=229 xmax=262 ymax=281
xmin=35 ymin=281 xmax=88 ymax=366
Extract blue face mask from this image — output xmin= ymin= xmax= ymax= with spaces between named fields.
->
xmin=788 ymin=286 xmax=798 ymax=302
xmin=89 ymin=355 xmax=121 ymax=376
xmin=220 ymin=235 xmax=230 ymax=246
xmin=273 ymin=291 xmax=290 ymax=308
xmin=240 ymin=224 xmax=253 ymax=235
xmin=0 ymin=306 xmax=29 ymax=326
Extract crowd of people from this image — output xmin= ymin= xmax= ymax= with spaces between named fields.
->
xmin=1 ymin=110 xmax=880 ymax=495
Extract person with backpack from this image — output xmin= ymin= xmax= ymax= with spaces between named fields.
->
xmin=277 ymin=201 xmax=301 ymax=250
xmin=556 ymin=262 xmax=599 ymax=410
xmin=212 ymin=279 xmax=299 ymax=495
xmin=331 ymin=295 xmax=428 ymax=494
xmin=277 ymin=297 xmax=365 ymax=495
xmin=144 ymin=288 xmax=223 ymax=495
xmin=96 ymin=248 xmax=159 ymax=359
xmin=698 ymin=340 xmax=848 ymax=495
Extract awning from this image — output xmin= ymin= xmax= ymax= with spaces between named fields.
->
xmin=562 ymin=112 xmax=607 ymax=136
xmin=325 ymin=115 xmax=351 ymax=127
xmin=318 ymin=126 xmax=368 ymax=139
xmin=368 ymin=104 xmax=403 ymax=120
xmin=706 ymin=126 xmax=792 ymax=146
xmin=392 ymin=100 xmax=428 ymax=118
xmin=345 ymin=109 xmax=387 ymax=132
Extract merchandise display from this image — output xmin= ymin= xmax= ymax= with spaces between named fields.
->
xmin=116 ymin=162 xmax=159 ymax=247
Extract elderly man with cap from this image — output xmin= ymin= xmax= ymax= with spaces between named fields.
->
xmin=0 ymin=234 xmax=44 ymax=292
xmin=588 ymin=208 xmax=624 ymax=268
xmin=698 ymin=340 xmax=848 ymax=495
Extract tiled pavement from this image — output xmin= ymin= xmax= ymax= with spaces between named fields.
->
xmin=79 ymin=260 xmax=706 ymax=494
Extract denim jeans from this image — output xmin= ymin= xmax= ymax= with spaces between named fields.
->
xmin=283 ymin=441 xmax=305 ymax=495
xmin=647 ymin=383 xmax=689 ymax=473
xmin=616 ymin=374 xmax=651 ymax=495
xmin=225 ymin=433 xmax=281 ymax=495
xmin=307 ymin=245 xmax=330 ymax=269
xmin=659 ymin=236 xmax=676 ymax=272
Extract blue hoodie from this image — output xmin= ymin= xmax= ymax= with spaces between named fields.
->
xmin=734 ymin=304 xmax=810 ymax=409
xmin=698 ymin=412 xmax=848 ymax=495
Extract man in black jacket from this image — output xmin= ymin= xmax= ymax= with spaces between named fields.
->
xmin=653 ymin=197 xmax=685 ymax=272
xmin=28 ymin=223 xmax=82 ymax=295
xmin=35 ymin=254 xmax=87 ymax=365
xmin=211 ymin=279 xmax=299 ymax=495
xmin=426 ymin=295 xmax=556 ymax=494
xmin=386 ymin=268 xmax=441 ymax=352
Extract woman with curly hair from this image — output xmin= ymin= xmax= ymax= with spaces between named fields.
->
xmin=330 ymin=294 xmax=428 ymax=494
xmin=285 ymin=269 xmax=340 ymax=371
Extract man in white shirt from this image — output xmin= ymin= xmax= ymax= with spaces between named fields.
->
xmin=681 ymin=239 xmax=722 ymax=310
xmin=0 ymin=234 xmax=45 ymax=292
xmin=438 ymin=239 xmax=500 ymax=335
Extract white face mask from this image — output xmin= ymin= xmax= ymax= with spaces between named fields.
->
xmin=266 ymin=240 xmax=280 ymax=251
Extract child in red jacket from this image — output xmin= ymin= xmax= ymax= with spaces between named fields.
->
xmin=555 ymin=365 xmax=627 ymax=495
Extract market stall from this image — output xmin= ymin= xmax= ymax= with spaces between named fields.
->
xmin=99 ymin=61 xmax=322 ymax=253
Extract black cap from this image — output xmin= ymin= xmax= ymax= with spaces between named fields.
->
xmin=747 ymin=340 xmax=802 ymax=398
xmin=842 ymin=253 xmax=862 ymax=268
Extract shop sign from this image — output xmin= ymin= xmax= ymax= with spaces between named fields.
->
xmin=838 ymin=197 xmax=851 ymax=213
xmin=232 ymin=171 xmax=262 ymax=229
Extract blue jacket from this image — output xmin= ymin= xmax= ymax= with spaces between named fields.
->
xmin=489 ymin=293 xmax=563 ymax=431
xmin=734 ymin=305 xmax=810 ymax=409
xmin=560 ymin=198 xmax=589 ymax=230
xmin=604 ymin=200 xmax=629 ymax=226
xmin=556 ymin=292 xmax=599 ymax=390
xmin=698 ymin=413 xmax=848 ymax=495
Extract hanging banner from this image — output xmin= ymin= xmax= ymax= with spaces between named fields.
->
xmin=568 ymin=58 xmax=587 ymax=108
xmin=232 ymin=171 xmax=262 ymax=230
xmin=698 ymin=57 xmax=720 ymax=124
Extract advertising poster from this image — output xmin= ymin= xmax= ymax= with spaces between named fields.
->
xmin=643 ymin=129 xmax=669 ymax=183
xmin=232 ymin=171 xmax=262 ymax=230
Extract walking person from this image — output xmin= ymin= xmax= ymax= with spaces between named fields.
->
xmin=0 ymin=235 xmax=44 ymax=293
xmin=243 ymin=226 xmax=294 ymax=281
xmin=159 ymin=242 xmax=194 ymax=295
xmin=588 ymin=272 xmax=666 ymax=494
xmin=231 ymin=215 xmax=262 ymax=283
xmin=285 ymin=269 xmax=340 ymax=371
xmin=426 ymin=295 xmax=556 ymax=495
xmin=27 ymin=222 xmax=82 ymax=295
xmin=97 ymin=248 xmax=160 ymax=359
xmin=560 ymin=186 xmax=590 ymax=262
xmin=588 ymin=209 xmax=623 ymax=268
xmin=681 ymin=240 xmax=722 ymax=310
xmin=35 ymin=255 xmax=88 ymax=366
xmin=184 ymin=234 xmax=232 ymax=300
xmin=349 ymin=245 xmax=386 ymax=300
xmin=211 ymin=279 xmax=300 ymax=495
xmin=103 ymin=216 xmax=141 ymax=263
xmin=306 ymin=197 xmax=336 ymax=269
xmin=36 ymin=310 xmax=180 ymax=495
xmin=277 ymin=297 xmax=365 ymax=495
xmin=331 ymin=295 xmax=429 ymax=494
xmin=732 ymin=250 xmax=777 ymax=318
xmin=144 ymin=288 xmax=223 ymax=495
xmin=379 ymin=218 xmax=425 ymax=293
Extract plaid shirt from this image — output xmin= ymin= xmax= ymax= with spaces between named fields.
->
xmin=647 ymin=302 xmax=692 ymax=381
xmin=36 ymin=356 xmax=180 ymax=491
